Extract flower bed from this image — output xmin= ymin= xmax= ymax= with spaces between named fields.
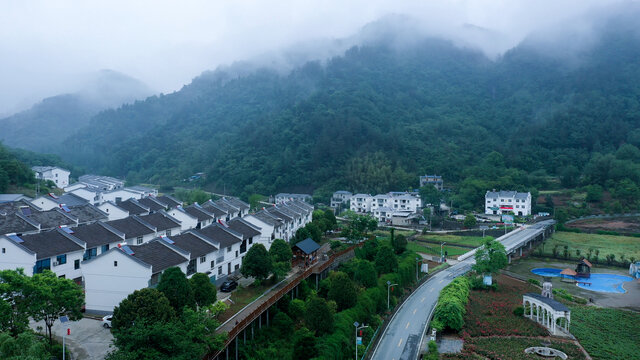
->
xmin=463 ymin=275 xmax=547 ymax=337
xmin=443 ymin=337 xmax=587 ymax=360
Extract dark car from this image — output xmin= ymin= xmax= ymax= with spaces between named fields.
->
xmin=220 ymin=280 xmax=238 ymax=292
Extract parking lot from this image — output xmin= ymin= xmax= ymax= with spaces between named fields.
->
xmin=31 ymin=316 xmax=114 ymax=360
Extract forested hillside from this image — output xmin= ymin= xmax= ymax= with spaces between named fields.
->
xmin=0 ymin=143 xmax=34 ymax=192
xmin=0 ymin=70 xmax=152 ymax=152
xmin=55 ymin=11 xmax=640 ymax=209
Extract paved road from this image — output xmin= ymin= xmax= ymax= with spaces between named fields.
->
xmin=371 ymin=220 xmax=554 ymax=360
xmin=31 ymin=317 xmax=114 ymax=360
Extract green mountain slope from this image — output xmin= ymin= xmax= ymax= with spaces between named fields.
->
xmin=57 ymin=11 xmax=640 ymax=207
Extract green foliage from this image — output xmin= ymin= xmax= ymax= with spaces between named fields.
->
xmin=353 ymin=260 xmax=377 ymax=288
xmin=355 ymin=237 xmax=379 ymax=261
xmin=0 ymin=269 xmax=33 ymax=336
xmin=425 ymin=340 xmax=439 ymax=360
xmin=473 ymin=237 xmax=507 ymax=274
xmin=513 ymin=306 xmax=524 ymax=316
xmin=28 ymin=270 xmax=84 ymax=346
xmin=189 ymin=273 xmax=217 ymax=309
xmin=342 ymin=213 xmax=377 ymax=242
xmin=327 ymin=272 xmax=358 ymax=311
xmin=374 ymin=245 xmax=398 ymax=274
xmin=270 ymin=238 xmax=293 ymax=264
xmin=391 ymin=233 xmax=408 ymax=254
xmin=240 ymin=243 xmax=273 ymax=281
xmin=288 ymin=299 xmax=306 ymax=322
xmin=173 ymin=189 xmax=210 ymax=205
xmin=272 ymin=312 xmax=294 ymax=338
xmin=463 ymin=214 xmax=477 ymax=228
xmin=0 ymin=330 xmax=52 ymax=359
xmin=433 ymin=277 xmax=470 ymax=332
xmin=157 ymin=267 xmax=195 ymax=312
xmin=112 ymin=288 xmax=176 ymax=333
xmin=304 ymin=297 xmax=334 ymax=335
xmin=419 ymin=185 xmax=442 ymax=208
xmin=584 ymin=184 xmax=604 ymax=202
xmin=0 ymin=143 xmax=35 ymax=192
xmin=292 ymin=327 xmax=318 ymax=360
xmin=527 ymin=278 xmax=541 ymax=286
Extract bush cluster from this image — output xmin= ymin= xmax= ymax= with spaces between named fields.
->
xmin=433 ymin=277 xmax=470 ymax=332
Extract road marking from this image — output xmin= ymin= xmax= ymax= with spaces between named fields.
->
xmin=405 ymin=322 xmax=410 ymax=329
xmin=398 ymin=338 xmax=403 ymax=347
xmin=438 ymin=279 xmax=443 ymax=284
xmin=421 ymin=297 xmax=425 ymax=302
xmin=413 ymin=308 xmax=417 ymax=315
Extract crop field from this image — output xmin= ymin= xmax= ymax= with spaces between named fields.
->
xmin=569 ymin=306 xmax=640 ymax=360
xmin=541 ymin=231 xmax=640 ymax=260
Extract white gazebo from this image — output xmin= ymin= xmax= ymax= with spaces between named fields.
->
xmin=523 ymin=293 xmax=571 ymax=335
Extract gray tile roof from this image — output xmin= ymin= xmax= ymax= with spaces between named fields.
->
xmin=116 ymin=199 xmax=150 ymax=216
xmin=228 ymin=218 xmax=261 ymax=239
xmin=196 ymin=223 xmax=242 ymax=248
xmin=200 ymin=201 xmax=228 ymax=218
xmin=266 ymin=208 xmax=293 ymax=222
xmin=106 ymin=216 xmax=156 ymax=239
xmin=183 ymin=204 xmax=214 ymax=222
xmin=211 ymin=199 xmax=240 ymax=214
xmin=137 ymin=197 xmax=167 ymax=212
xmin=17 ymin=228 xmax=85 ymax=260
xmin=485 ymin=190 xmax=530 ymax=199
xmin=157 ymin=195 xmax=182 ymax=209
xmin=129 ymin=241 xmax=188 ymax=274
xmin=67 ymin=204 xmax=109 ymax=224
xmin=138 ymin=212 xmax=181 ymax=232
xmin=222 ymin=197 xmax=250 ymax=210
xmin=0 ymin=213 xmax=39 ymax=235
xmin=169 ymin=232 xmax=219 ymax=259
xmin=27 ymin=208 xmax=78 ymax=230
xmin=251 ymin=210 xmax=283 ymax=227
xmin=68 ymin=222 xmax=124 ymax=248
xmin=294 ymin=238 xmax=320 ymax=255
xmin=0 ymin=194 xmax=30 ymax=203
xmin=56 ymin=193 xmax=89 ymax=207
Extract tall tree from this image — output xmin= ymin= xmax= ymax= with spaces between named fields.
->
xmin=157 ymin=267 xmax=195 ymax=312
xmin=0 ymin=269 xmax=33 ymax=335
xmin=240 ymin=244 xmax=273 ymax=281
xmin=304 ymin=297 xmax=334 ymax=335
xmin=473 ymin=237 xmax=507 ymax=275
xmin=375 ymin=245 xmax=398 ymax=274
xmin=327 ymin=272 xmax=357 ymax=311
xmin=391 ymin=234 xmax=407 ymax=254
xmin=190 ymin=273 xmax=217 ymax=309
xmin=112 ymin=288 xmax=175 ymax=333
xmin=28 ymin=270 xmax=84 ymax=346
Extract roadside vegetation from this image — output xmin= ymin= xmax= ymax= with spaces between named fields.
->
xmin=534 ymin=231 xmax=640 ymax=266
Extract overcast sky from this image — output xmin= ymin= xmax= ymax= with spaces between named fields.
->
xmin=0 ymin=0 xmax=626 ymax=115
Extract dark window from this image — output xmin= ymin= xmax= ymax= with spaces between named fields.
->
xmin=187 ymin=259 xmax=196 ymax=276
xmin=166 ymin=229 xmax=171 ymax=236
xmin=210 ymin=260 xmax=215 ymax=268
xmin=33 ymin=259 xmax=51 ymax=274
xmin=101 ymin=244 xmax=109 ymax=253
xmin=200 ymin=256 xmax=206 ymax=263
xmin=74 ymin=259 xmax=80 ymax=270
xmin=114 ymin=261 xmax=118 ymax=267
xmin=56 ymin=254 xmax=67 ymax=265
xmin=235 ymin=250 xmax=239 ymax=258
xmin=1 ymin=248 xmax=5 ymax=254
xmin=136 ymin=236 xmax=143 ymax=245
xmin=83 ymin=248 xmax=97 ymax=260
xmin=218 ymin=266 xmax=222 ymax=275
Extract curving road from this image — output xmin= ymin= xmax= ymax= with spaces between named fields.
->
xmin=371 ymin=220 xmax=554 ymax=360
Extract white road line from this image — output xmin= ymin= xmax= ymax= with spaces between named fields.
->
xmin=413 ymin=308 xmax=417 ymax=315
xmin=421 ymin=297 xmax=425 ymax=302
xmin=405 ymin=322 xmax=410 ymax=329
xmin=398 ymin=338 xmax=403 ymax=347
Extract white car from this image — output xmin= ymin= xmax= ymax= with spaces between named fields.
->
xmin=102 ymin=315 xmax=112 ymax=328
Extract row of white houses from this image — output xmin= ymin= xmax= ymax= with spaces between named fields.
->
xmin=0 ymin=194 xmax=313 ymax=314
xmin=349 ymin=191 xmax=422 ymax=223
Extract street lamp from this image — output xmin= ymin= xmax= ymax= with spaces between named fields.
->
xmin=354 ymin=321 xmax=369 ymax=360
xmin=440 ymin=242 xmax=447 ymax=263
xmin=416 ymin=257 xmax=421 ymax=282
xmin=386 ymin=280 xmax=398 ymax=310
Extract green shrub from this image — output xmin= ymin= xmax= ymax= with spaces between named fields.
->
xmin=527 ymin=278 xmax=541 ymax=286
xmin=513 ymin=306 xmax=524 ymax=316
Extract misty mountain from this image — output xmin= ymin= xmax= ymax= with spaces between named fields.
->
xmin=0 ymin=70 xmax=153 ymax=152
xmin=55 ymin=9 xmax=640 ymax=202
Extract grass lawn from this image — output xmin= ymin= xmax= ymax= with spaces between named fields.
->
xmin=407 ymin=241 xmax=470 ymax=257
xmin=415 ymin=234 xmax=486 ymax=247
xmin=373 ymin=229 xmax=417 ymax=238
xmin=569 ymin=306 xmax=640 ymax=360
xmin=542 ymin=231 xmax=640 ymax=260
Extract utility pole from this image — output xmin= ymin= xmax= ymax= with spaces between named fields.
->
xmin=416 ymin=257 xmax=421 ymax=282
xmin=354 ymin=322 xmax=369 ymax=360
xmin=386 ymin=281 xmax=398 ymax=310
xmin=440 ymin=242 xmax=447 ymax=263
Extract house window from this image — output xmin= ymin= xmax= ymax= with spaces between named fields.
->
xmin=102 ymin=244 xmax=109 ymax=253
xmin=249 ymin=237 xmax=253 ymax=245
xmin=56 ymin=254 xmax=67 ymax=265
xmin=234 ymin=264 xmax=240 ymax=270
xmin=200 ymin=256 xmax=206 ymax=264
xmin=235 ymin=250 xmax=239 ymax=258
xmin=33 ymin=259 xmax=51 ymax=274
xmin=136 ymin=236 xmax=143 ymax=245
xmin=74 ymin=259 xmax=80 ymax=270
xmin=83 ymin=248 xmax=97 ymax=260
xmin=210 ymin=260 xmax=215 ymax=268
xmin=226 ymin=247 xmax=231 ymax=253
xmin=114 ymin=261 xmax=118 ymax=267
xmin=218 ymin=266 xmax=222 ymax=275
xmin=1 ymin=248 xmax=5 ymax=254
xmin=166 ymin=229 xmax=171 ymax=236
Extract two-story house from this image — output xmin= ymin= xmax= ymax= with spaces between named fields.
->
xmin=32 ymin=166 xmax=70 ymax=188
xmin=106 ymin=216 xmax=157 ymax=245
xmin=485 ymin=190 xmax=532 ymax=216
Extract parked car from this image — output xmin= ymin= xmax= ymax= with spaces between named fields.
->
xmin=102 ymin=315 xmax=112 ymax=328
xmin=220 ymin=280 xmax=238 ymax=292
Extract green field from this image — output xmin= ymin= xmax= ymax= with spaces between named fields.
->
xmin=373 ymin=229 xmax=417 ymax=239
xmin=415 ymin=234 xmax=486 ymax=247
xmin=407 ymin=241 xmax=470 ymax=257
xmin=542 ymin=231 xmax=640 ymax=260
xmin=569 ymin=306 xmax=640 ymax=360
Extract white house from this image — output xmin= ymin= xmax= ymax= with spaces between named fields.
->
xmin=485 ymin=190 xmax=532 ymax=216
xmin=102 ymin=189 xmax=143 ymax=204
xmin=244 ymin=210 xmax=283 ymax=248
xmin=0 ymin=229 xmax=85 ymax=280
xmin=350 ymin=194 xmax=373 ymax=213
xmin=197 ymin=224 xmax=244 ymax=280
xmin=330 ymin=191 xmax=352 ymax=210
xmin=274 ymin=193 xmax=312 ymax=204
xmin=169 ymin=231 xmax=220 ymax=277
xmin=419 ymin=175 xmax=443 ymax=190
xmin=183 ymin=204 xmax=215 ymax=229
xmin=32 ymin=166 xmax=70 ymax=188
xmin=105 ymin=216 xmax=157 ymax=245
xmin=167 ymin=207 xmax=199 ymax=231
xmin=97 ymin=201 xmax=130 ymax=221
xmin=82 ymin=247 xmax=153 ymax=314
xmin=388 ymin=193 xmax=422 ymax=212
xmin=77 ymin=175 xmax=125 ymax=191
xmin=138 ymin=212 xmax=182 ymax=237
xmin=69 ymin=187 xmax=103 ymax=205
xmin=69 ymin=222 xmax=125 ymax=260
xmin=31 ymin=193 xmax=89 ymax=211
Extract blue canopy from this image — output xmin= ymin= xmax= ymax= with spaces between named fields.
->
xmin=294 ymin=238 xmax=320 ymax=255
